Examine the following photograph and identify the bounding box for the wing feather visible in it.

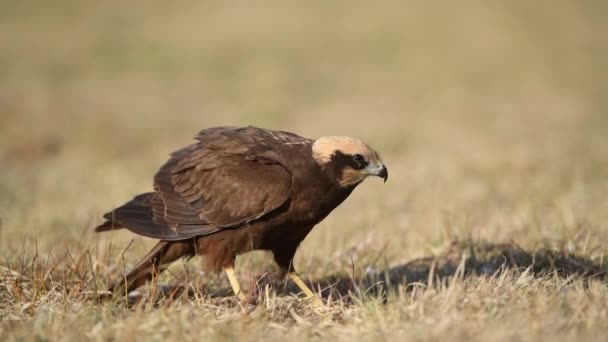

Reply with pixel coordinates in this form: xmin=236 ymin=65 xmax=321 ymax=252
xmin=154 ymin=126 xmax=302 ymax=233
xmin=96 ymin=126 xmax=310 ymax=240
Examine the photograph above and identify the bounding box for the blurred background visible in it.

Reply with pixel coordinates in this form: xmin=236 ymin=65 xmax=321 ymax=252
xmin=1 ymin=1 xmax=607 ymax=269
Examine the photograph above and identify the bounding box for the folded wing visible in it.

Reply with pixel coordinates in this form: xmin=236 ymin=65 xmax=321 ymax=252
xmin=96 ymin=126 xmax=298 ymax=240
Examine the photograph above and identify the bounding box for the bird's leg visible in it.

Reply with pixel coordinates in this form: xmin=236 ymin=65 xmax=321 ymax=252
xmin=288 ymin=272 xmax=324 ymax=307
xmin=105 ymin=240 xmax=195 ymax=302
xmin=274 ymin=250 xmax=325 ymax=307
xmin=224 ymin=266 xmax=246 ymax=301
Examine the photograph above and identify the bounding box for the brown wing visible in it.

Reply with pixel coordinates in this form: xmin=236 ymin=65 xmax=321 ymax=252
xmin=152 ymin=126 xmax=301 ymax=235
xmin=96 ymin=126 xmax=310 ymax=239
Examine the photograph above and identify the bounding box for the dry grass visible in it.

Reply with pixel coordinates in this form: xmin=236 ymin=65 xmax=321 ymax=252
xmin=1 ymin=1 xmax=608 ymax=341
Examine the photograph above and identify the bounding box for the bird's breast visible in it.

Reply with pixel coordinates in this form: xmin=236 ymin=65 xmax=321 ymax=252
xmin=286 ymin=181 xmax=353 ymax=226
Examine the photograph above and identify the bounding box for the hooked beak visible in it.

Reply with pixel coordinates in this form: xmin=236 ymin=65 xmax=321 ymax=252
xmin=368 ymin=164 xmax=388 ymax=183
xmin=378 ymin=165 xmax=388 ymax=183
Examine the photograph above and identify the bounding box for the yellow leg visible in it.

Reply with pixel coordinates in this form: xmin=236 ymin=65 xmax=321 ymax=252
xmin=288 ymin=272 xmax=324 ymax=307
xmin=224 ymin=267 xmax=246 ymax=301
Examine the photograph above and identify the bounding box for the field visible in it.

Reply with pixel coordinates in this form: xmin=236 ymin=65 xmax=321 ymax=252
xmin=1 ymin=1 xmax=608 ymax=340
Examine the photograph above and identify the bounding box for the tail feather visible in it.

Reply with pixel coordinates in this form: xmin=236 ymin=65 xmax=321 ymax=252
xmin=95 ymin=192 xmax=157 ymax=232
xmin=95 ymin=213 xmax=124 ymax=233
xmin=94 ymin=192 xmax=195 ymax=240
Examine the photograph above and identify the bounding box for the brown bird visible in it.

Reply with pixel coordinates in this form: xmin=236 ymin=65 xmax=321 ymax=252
xmin=96 ymin=126 xmax=387 ymax=305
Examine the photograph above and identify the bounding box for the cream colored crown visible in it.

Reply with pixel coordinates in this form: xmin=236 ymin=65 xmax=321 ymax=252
xmin=312 ymin=136 xmax=380 ymax=165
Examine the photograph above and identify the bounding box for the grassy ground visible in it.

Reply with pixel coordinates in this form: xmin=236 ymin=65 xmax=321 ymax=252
xmin=1 ymin=1 xmax=608 ymax=340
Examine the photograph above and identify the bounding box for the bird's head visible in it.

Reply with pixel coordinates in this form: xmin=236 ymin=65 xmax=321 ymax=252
xmin=312 ymin=136 xmax=388 ymax=188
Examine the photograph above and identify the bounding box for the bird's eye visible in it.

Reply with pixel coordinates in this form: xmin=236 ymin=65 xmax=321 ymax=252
xmin=352 ymin=154 xmax=366 ymax=167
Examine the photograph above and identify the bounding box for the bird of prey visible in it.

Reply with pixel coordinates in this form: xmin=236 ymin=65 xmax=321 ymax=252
xmin=96 ymin=126 xmax=387 ymax=305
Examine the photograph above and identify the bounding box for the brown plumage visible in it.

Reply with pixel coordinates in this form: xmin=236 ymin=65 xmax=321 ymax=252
xmin=96 ymin=126 xmax=387 ymax=303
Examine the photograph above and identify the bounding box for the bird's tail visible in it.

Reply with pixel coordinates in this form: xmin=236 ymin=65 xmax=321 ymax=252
xmin=95 ymin=192 xmax=199 ymax=240
xmin=94 ymin=220 xmax=120 ymax=233
xmin=95 ymin=192 xmax=158 ymax=233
